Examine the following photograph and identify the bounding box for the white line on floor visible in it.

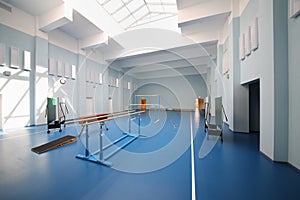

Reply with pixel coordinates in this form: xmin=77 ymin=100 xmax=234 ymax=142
xmin=0 ymin=124 xmax=77 ymax=141
xmin=0 ymin=130 xmax=46 ymax=140
xmin=190 ymin=112 xmax=196 ymax=200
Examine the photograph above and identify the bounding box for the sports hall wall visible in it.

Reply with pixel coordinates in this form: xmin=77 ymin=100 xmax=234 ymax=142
xmin=237 ymin=0 xmax=298 ymax=168
xmin=239 ymin=0 xmax=278 ymax=160
xmin=0 ymin=24 xmax=33 ymax=129
xmin=0 ymin=5 xmax=135 ymax=130
xmin=288 ymin=4 xmax=300 ymax=169
xmin=218 ymin=1 xmax=249 ymax=134
xmin=135 ymin=74 xmax=208 ymax=110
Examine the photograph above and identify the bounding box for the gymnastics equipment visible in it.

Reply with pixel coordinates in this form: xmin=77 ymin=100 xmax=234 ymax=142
xmin=31 ymin=135 xmax=77 ymax=154
xmin=67 ymin=110 xmax=134 ymax=125
xmin=129 ymin=94 xmax=160 ymax=124
xmin=222 ymin=105 xmax=228 ymax=122
xmin=204 ymin=96 xmax=211 ymax=131
xmin=46 ymin=97 xmax=68 ymax=133
xmin=66 ymin=110 xmax=135 ymax=137
xmin=205 ymin=97 xmax=228 ymax=142
xmin=65 ymin=110 xmax=145 ymax=167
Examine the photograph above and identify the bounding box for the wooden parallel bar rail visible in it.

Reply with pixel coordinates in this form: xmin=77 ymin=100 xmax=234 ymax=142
xmin=129 ymin=104 xmax=159 ymax=106
xmin=84 ymin=110 xmax=145 ymax=126
xmin=64 ymin=110 xmax=134 ymax=125
xmin=135 ymin=94 xmax=159 ymax=96
xmin=75 ymin=110 xmax=144 ymax=167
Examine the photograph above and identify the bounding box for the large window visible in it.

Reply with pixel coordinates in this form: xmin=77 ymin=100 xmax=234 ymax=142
xmin=96 ymin=0 xmax=177 ymax=30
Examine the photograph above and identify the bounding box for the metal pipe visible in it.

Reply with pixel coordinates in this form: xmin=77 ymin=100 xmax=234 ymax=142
xmin=85 ymin=124 xmax=89 ymax=157
xmin=99 ymin=123 xmax=104 ymax=160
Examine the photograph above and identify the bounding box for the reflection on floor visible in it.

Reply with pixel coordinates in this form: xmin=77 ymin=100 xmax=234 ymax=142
xmin=0 ymin=111 xmax=299 ymax=200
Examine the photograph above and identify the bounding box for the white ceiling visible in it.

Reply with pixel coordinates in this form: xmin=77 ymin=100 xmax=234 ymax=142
xmin=179 ymin=12 xmax=230 ymax=35
xmin=58 ymin=11 xmax=103 ymax=40
xmin=108 ymin=42 xmax=217 ymax=79
xmin=176 ymin=0 xmax=208 ymax=10
xmin=2 ymin=0 xmax=63 ymax=15
xmin=1 ymin=0 xmax=230 ymax=79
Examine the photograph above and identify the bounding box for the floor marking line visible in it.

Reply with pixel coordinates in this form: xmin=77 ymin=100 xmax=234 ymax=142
xmin=0 ymin=130 xmax=46 ymax=140
xmin=190 ymin=112 xmax=196 ymax=200
xmin=0 ymin=124 xmax=78 ymax=141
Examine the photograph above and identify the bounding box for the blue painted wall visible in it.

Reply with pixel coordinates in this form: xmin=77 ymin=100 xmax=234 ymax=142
xmin=0 ymin=23 xmax=138 ymax=128
xmin=134 ymin=83 xmax=180 ymax=109
xmin=273 ymin=0 xmax=289 ymax=162
xmin=0 ymin=24 xmax=34 ymax=129
xmin=136 ymin=74 xmax=207 ymax=110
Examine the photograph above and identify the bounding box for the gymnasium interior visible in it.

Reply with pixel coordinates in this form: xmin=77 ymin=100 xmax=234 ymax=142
xmin=1 ymin=0 xmax=300 ymax=199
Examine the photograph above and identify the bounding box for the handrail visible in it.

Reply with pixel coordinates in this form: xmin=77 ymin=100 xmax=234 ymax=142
xmin=83 ymin=110 xmax=145 ymax=126
xmin=64 ymin=110 xmax=135 ymax=125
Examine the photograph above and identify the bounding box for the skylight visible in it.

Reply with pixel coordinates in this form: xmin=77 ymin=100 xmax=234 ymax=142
xmin=96 ymin=0 xmax=178 ymax=30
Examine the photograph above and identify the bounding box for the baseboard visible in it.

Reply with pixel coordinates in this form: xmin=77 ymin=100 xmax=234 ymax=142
xmin=288 ymin=163 xmax=300 ymax=174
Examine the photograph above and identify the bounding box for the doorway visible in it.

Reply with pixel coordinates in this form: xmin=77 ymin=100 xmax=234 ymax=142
xmin=249 ymin=80 xmax=260 ymax=133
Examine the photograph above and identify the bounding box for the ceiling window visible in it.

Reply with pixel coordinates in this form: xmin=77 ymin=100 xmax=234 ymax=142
xmin=96 ymin=0 xmax=178 ymax=30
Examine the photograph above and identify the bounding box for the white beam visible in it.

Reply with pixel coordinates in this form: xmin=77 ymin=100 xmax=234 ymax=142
xmin=184 ymin=32 xmax=220 ymax=45
xmin=39 ymin=2 xmax=73 ymax=32
xmin=80 ymin=32 xmax=108 ymax=50
xmin=64 ymin=0 xmax=124 ymax=37
xmin=178 ymin=0 xmax=231 ymax=24
xmin=118 ymin=54 xmax=214 ymax=70
xmin=132 ymin=67 xmax=208 ymax=79
xmin=126 ymin=63 xmax=208 ymax=74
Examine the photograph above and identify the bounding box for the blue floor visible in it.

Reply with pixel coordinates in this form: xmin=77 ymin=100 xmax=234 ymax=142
xmin=0 ymin=111 xmax=300 ymax=200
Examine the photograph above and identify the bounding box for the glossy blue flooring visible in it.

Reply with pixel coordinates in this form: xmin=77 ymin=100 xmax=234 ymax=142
xmin=0 ymin=111 xmax=300 ymax=200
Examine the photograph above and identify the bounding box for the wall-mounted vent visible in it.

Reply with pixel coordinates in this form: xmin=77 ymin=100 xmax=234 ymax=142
xmin=0 ymin=1 xmax=12 ymax=13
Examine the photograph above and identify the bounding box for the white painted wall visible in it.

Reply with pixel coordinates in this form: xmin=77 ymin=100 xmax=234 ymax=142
xmin=0 ymin=2 xmax=35 ymax=36
xmin=0 ymin=3 xmax=50 ymax=126
xmin=239 ymin=0 xmax=250 ymax=16
xmin=35 ymin=37 xmax=49 ymax=125
xmin=240 ymin=0 xmax=275 ymax=158
xmin=219 ymin=1 xmax=249 ymax=133
xmin=48 ymin=29 xmax=79 ymax=54
xmin=0 ymin=69 xmax=31 ymax=129
xmin=232 ymin=16 xmax=249 ymax=133
xmin=239 ymin=0 xmax=290 ymax=162
xmin=47 ymin=41 xmax=79 ymax=119
xmin=0 ymin=23 xmax=35 ymax=129
xmin=136 ymin=75 xmax=207 ymax=110
xmin=288 ymin=7 xmax=300 ymax=169
xmin=219 ymin=16 xmax=233 ymax=129
xmin=0 ymin=0 xmax=139 ymax=130
xmin=0 ymin=94 xmax=2 ymax=129
xmin=239 ymin=0 xmax=260 ymax=83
